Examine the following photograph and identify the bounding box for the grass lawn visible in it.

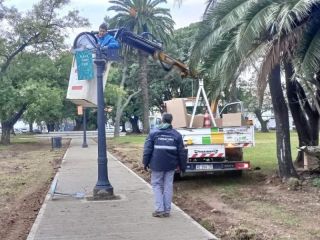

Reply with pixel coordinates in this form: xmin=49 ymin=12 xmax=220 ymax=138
xmin=0 ymin=134 xmax=37 ymax=150
xmin=244 ymin=131 xmax=299 ymax=173
xmin=109 ymin=134 xmax=147 ymax=145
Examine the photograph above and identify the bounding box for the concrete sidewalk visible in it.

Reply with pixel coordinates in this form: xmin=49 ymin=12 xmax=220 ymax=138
xmin=27 ymin=138 xmax=218 ymax=240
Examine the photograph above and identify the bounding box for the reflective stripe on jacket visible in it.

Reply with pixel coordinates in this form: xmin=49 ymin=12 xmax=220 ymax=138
xmin=143 ymin=125 xmax=186 ymax=172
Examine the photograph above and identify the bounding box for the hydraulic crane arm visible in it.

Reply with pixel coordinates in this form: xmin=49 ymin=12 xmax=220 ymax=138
xmin=73 ymin=28 xmax=194 ymax=78
xmin=155 ymin=52 xmax=191 ymax=77
xmin=113 ymin=28 xmax=195 ymax=78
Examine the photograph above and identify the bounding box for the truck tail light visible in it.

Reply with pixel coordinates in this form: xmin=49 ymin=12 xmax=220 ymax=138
xmin=235 ymin=162 xmax=250 ymax=170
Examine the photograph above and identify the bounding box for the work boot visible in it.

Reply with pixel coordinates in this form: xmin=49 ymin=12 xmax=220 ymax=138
xmin=163 ymin=212 xmax=170 ymax=217
xmin=152 ymin=211 xmax=164 ymax=218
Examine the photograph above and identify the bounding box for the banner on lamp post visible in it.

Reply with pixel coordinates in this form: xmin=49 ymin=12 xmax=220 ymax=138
xmin=75 ymin=50 xmax=94 ymax=80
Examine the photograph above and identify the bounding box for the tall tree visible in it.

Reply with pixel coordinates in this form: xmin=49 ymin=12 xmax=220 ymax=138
xmin=190 ymin=0 xmax=320 ymax=179
xmin=284 ymin=60 xmax=319 ymax=165
xmin=20 ymin=52 xmax=75 ymax=132
xmin=269 ymin=64 xmax=297 ymax=177
xmin=0 ymin=0 xmax=89 ymax=144
xmin=108 ymin=0 xmax=174 ymax=133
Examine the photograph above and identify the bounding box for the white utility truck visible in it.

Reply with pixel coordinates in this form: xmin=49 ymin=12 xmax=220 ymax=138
xmin=165 ymin=80 xmax=255 ymax=177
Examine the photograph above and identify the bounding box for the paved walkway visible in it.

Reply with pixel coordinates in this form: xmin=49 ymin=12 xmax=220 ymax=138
xmin=27 ymin=138 xmax=218 ymax=240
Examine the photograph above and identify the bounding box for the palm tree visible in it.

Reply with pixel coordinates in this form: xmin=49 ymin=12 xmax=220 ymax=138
xmin=190 ymin=0 xmax=320 ymax=178
xmin=108 ymin=0 xmax=174 ymax=134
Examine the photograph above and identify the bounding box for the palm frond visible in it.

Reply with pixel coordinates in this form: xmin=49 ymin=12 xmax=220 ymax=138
xmin=108 ymin=6 xmax=131 ymax=14
xmin=149 ymin=0 xmax=167 ymax=9
xmin=204 ymin=0 xmax=218 ymax=14
xmin=235 ymin=1 xmax=281 ymax=54
xmin=255 ymin=27 xmax=303 ymax=106
xmin=191 ymin=0 xmax=263 ymax=71
xmin=204 ymin=0 xmax=252 ymax=30
xmin=108 ymin=0 xmax=174 ymax=44
xmin=278 ymin=0 xmax=319 ymax=33
xmin=189 ymin=22 xmax=227 ymax=69
xmin=296 ymin=25 xmax=320 ymax=79
xmin=109 ymin=0 xmax=133 ymax=10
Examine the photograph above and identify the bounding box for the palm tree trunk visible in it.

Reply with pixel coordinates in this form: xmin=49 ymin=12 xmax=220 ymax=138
xmin=138 ymin=50 xmax=150 ymax=134
xmin=114 ymin=57 xmax=128 ymax=137
xmin=284 ymin=60 xmax=319 ymax=166
xmin=269 ymin=64 xmax=298 ymax=179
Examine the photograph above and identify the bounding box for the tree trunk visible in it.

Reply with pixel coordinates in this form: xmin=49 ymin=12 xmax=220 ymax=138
xmin=115 ymin=88 xmax=141 ymax=136
xmin=138 ymin=51 xmax=150 ymax=134
xmin=29 ymin=122 xmax=33 ymax=132
xmin=254 ymin=108 xmax=269 ymax=132
xmin=229 ymin=80 xmax=238 ymax=102
xmin=121 ymin=121 xmax=126 ymax=132
xmin=1 ymin=121 xmax=12 ymax=145
xmin=0 ymin=105 xmax=27 ymax=145
xmin=11 ymin=126 xmax=16 ymax=136
xmin=47 ymin=123 xmax=55 ymax=132
xmin=73 ymin=117 xmax=82 ymax=131
xmin=129 ymin=115 xmax=141 ymax=134
xmin=269 ymin=64 xmax=298 ymax=179
xmin=114 ymin=57 xmax=128 ymax=137
xmin=284 ymin=61 xmax=319 ymax=167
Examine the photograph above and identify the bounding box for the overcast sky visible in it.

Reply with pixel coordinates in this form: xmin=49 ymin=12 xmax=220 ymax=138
xmin=6 ymin=0 xmax=206 ymax=37
xmin=5 ymin=0 xmax=206 ymax=46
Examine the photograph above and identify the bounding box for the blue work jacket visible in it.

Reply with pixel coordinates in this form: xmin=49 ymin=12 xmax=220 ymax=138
xmin=97 ymin=34 xmax=120 ymax=49
xmin=143 ymin=124 xmax=187 ymax=172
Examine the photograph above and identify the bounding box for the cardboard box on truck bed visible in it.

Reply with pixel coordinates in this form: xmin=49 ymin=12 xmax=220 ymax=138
xmin=222 ymin=113 xmax=246 ymax=127
xmin=214 ymin=118 xmax=223 ymax=128
xmin=165 ymin=98 xmax=205 ymax=128
xmin=164 ymin=98 xmax=188 ymax=128
xmin=187 ymin=114 xmax=204 ymax=128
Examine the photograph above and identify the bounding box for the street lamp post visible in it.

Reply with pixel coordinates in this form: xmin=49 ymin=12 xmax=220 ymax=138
xmin=82 ymin=107 xmax=88 ymax=148
xmin=93 ymin=46 xmax=114 ymax=199
xmin=72 ymin=32 xmax=115 ymax=200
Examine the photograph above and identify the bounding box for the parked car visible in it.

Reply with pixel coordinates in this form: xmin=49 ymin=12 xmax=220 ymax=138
xmin=33 ymin=129 xmax=42 ymax=134
xmin=267 ymin=118 xmax=276 ymax=130
xmin=20 ymin=128 xmax=28 ymax=133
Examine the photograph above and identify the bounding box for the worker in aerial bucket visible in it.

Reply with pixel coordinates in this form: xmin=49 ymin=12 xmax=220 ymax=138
xmin=96 ymin=23 xmax=119 ymax=49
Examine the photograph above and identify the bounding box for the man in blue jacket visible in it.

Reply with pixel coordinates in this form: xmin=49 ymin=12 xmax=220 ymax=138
xmin=97 ymin=23 xmax=119 ymax=48
xmin=143 ymin=113 xmax=187 ymax=218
